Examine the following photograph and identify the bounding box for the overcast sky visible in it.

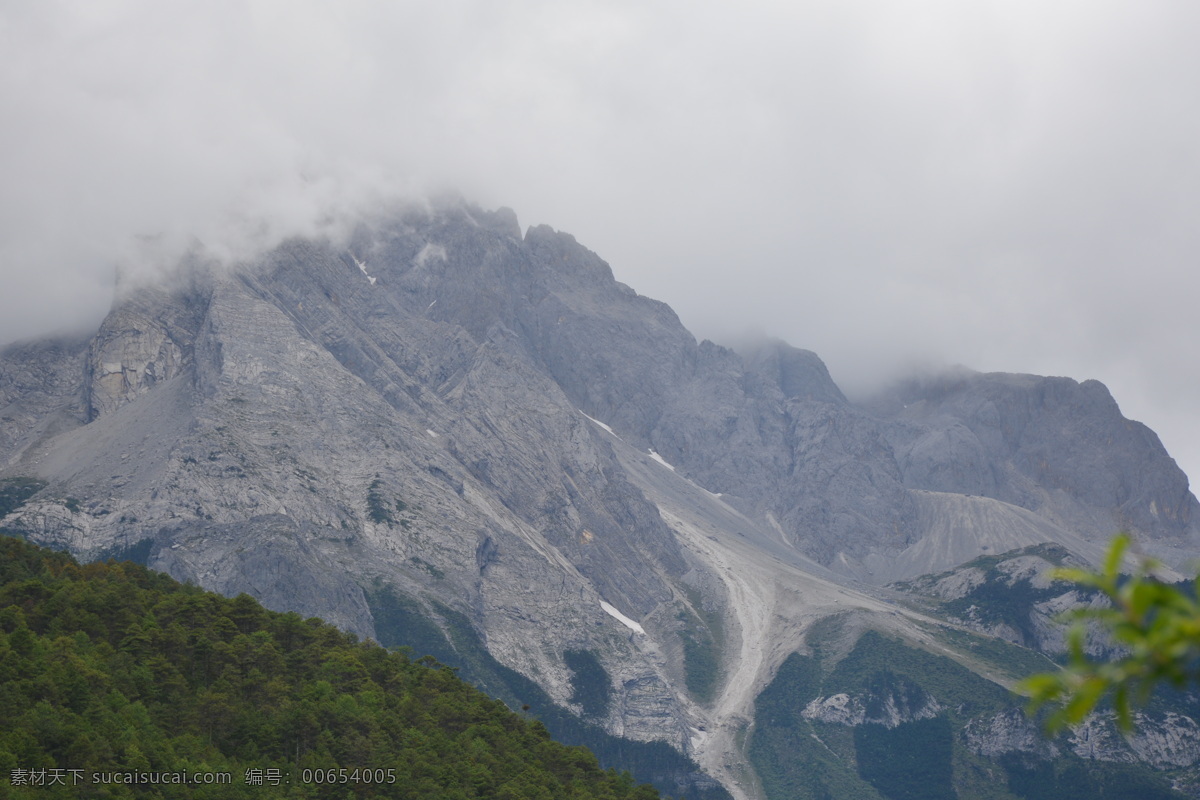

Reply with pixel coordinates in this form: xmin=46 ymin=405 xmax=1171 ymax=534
xmin=2 ymin=1 xmax=1198 ymax=482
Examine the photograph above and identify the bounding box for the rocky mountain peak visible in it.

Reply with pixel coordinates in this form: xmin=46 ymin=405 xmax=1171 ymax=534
xmin=864 ymin=369 xmax=1200 ymax=549
xmin=740 ymin=338 xmax=847 ymax=405
xmin=3 ymin=201 xmax=1199 ymax=800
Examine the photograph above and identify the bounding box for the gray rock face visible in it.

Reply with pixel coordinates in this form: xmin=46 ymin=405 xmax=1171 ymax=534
xmin=964 ymin=709 xmax=1060 ymax=760
xmin=0 ymin=334 xmax=89 ymax=469
xmin=802 ymin=687 xmax=942 ymax=729
xmin=864 ymin=370 xmax=1200 ymax=552
xmin=153 ymin=515 xmax=377 ymax=634
xmin=2 ymin=199 xmax=1198 ymax=799
xmin=1070 ymin=712 xmax=1200 ymax=768
xmin=895 ymin=544 xmax=1125 ymax=657
xmin=0 ymin=204 xmax=706 ymax=754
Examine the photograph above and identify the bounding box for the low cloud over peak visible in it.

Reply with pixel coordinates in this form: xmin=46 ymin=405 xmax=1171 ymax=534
xmin=2 ymin=1 xmax=1198 ymax=480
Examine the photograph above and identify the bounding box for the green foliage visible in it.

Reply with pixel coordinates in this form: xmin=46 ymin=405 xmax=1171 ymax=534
xmin=0 ymin=535 xmax=661 ymax=799
xmin=678 ymin=620 xmax=720 ymax=703
xmin=366 ymin=479 xmax=394 ymax=525
xmin=406 ymin=557 xmax=444 ymax=580
xmin=0 ymin=477 xmax=46 ymax=518
xmin=93 ymin=538 xmax=156 ymax=567
xmin=366 ymin=479 xmax=413 ymax=529
xmin=1019 ymin=533 xmax=1200 ymax=732
xmin=366 ymin=583 xmax=730 ymax=800
xmin=749 ymin=653 xmax=885 ymax=800
xmin=1000 ymin=754 xmax=1178 ymax=800
xmin=748 ymin=628 xmax=1076 ymax=800
xmin=898 ymin=544 xmax=1087 ymax=654
xmin=929 ymin=625 xmax=1059 ymax=684
xmin=854 ymin=717 xmax=955 ymax=800
xmin=677 ymin=587 xmax=725 ymax=705
xmin=943 ymin=570 xmax=1070 ymax=649
xmin=824 ymin=631 xmax=1011 ymax=717
xmin=752 ymin=653 xmax=821 ymax=730
xmin=749 ymin=635 xmax=1001 ymax=800
xmin=564 ymin=650 xmax=612 ymax=720
xmin=364 ymin=581 xmax=457 ymax=665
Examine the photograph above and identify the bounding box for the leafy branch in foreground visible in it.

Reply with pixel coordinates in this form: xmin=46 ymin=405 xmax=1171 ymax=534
xmin=1018 ymin=533 xmax=1200 ymax=733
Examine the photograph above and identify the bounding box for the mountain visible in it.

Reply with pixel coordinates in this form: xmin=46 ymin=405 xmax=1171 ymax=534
xmin=2 ymin=199 xmax=1199 ymax=799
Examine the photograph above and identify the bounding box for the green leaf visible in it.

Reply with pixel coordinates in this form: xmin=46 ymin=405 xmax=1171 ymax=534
xmin=1023 ymin=531 xmax=1200 ymax=737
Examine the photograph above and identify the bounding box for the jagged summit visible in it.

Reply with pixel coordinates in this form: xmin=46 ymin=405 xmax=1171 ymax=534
xmin=2 ymin=201 xmax=1198 ymax=799
xmin=862 ymin=368 xmax=1198 ymax=549
xmin=4 ymin=198 xmax=1196 ymax=608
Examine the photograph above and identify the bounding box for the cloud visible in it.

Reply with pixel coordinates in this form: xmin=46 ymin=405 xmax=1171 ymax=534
xmin=2 ymin=0 xmax=1198 ymax=480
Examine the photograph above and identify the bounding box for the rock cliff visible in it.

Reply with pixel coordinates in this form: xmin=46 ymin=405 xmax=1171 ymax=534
xmin=2 ymin=199 xmax=1198 ymax=799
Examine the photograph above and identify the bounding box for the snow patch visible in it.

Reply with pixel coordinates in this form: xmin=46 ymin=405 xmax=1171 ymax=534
xmin=579 ymin=410 xmax=617 ymax=437
xmin=648 ymin=449 xmax=676 ymax=471
xmin=600 ymin=601 xmax=645 ymax=635
xmin=352 ymin=255 xmax=377 ymax=285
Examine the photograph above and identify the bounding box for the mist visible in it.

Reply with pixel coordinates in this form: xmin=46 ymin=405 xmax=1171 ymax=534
xmin=2 ymin=1 xmax=1197 ymax=480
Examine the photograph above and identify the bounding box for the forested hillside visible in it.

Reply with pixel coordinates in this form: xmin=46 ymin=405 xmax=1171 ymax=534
xmin=0 ymin=535 xmax=660 ymax=799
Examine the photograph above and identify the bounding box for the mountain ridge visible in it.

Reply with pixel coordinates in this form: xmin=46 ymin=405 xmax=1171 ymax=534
xmin=2 ymin=199 xmax=1198 ymax=799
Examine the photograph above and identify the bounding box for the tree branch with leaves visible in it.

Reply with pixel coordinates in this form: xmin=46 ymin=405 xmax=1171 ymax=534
xmin=1019 ymin=533 xmax=1200 ymax=732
